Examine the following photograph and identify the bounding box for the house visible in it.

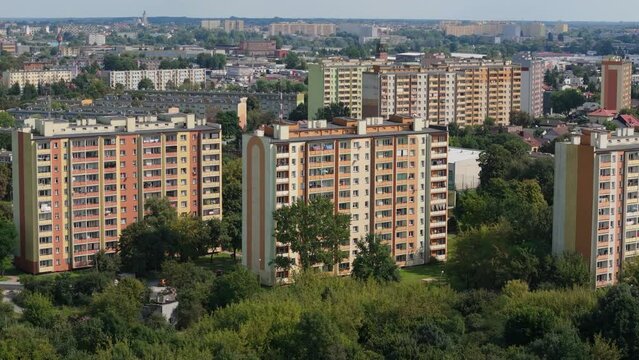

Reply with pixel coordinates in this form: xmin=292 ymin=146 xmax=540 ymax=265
xmin=143 ymin=287 xmax=179 ymax=325
xmin=587 ymin=108 xmax=617 ymax=124
xmin=614 ymin=114 xmax=639 ymax=128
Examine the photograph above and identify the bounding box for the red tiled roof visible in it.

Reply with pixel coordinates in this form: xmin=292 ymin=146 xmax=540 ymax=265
xmin=588 ymin=109 xmax=617 ymax=117
xmin=620 ymin=114 xmax=639 ymax=127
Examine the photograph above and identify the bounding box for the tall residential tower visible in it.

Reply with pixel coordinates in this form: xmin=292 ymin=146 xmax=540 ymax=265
xmin=242 ymin=116 xmax=448 ymax=285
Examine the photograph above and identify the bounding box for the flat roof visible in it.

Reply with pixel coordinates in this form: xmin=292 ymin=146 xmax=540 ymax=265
xmin=448 ymin=147 xmax=481 ymax=163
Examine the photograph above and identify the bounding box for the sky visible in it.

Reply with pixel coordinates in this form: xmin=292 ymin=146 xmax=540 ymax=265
xmin=2 ymin=0 xmax=638 ymax=22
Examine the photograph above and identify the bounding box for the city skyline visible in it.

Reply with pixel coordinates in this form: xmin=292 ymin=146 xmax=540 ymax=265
xmin=2 ymin=0 xmax=639 ymax=22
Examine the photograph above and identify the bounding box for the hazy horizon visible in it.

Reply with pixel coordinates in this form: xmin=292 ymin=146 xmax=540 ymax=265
xmin=3 ymin=0 xmax=638 ymax=23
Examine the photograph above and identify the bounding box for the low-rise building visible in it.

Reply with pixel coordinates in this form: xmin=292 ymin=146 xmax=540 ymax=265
xmin=448 ymin=147 xmax=481 ymax=191
xmin=105 ymin=69 xmax=206 ymax=91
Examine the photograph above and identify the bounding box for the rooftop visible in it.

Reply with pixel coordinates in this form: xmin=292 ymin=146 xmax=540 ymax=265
xmin=448 ymin=147 xmax=481 ymax=163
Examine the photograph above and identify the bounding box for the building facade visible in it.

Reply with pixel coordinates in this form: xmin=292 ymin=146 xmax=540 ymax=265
xmin=362 ymin=60 xmax=521 ymax=127
xmin=242 ymin=115 xmax=448 ymax=285
xmin=13 ymin=113 xmax=222 ymax=274
xmin=269 ymin=22 xmax=336 ymax=37
xmin=513 ymin=53 xmax=544 ymax=118
xmin=238 ymin=40 xmax=276 ymax=57
xmin=201 ymin=19 xmax=244 ymax=32
xmin=1 ymin=70 xmax=73 ymax=89
xmin=553 ymin=128 xmax=639 ymax=288
xmin=308 ymin=59 xmax=387 ymax=121
xmin=601 ymin=57 xmax=632 ymax=112
xmin=106 ymin=69 xmax=206 ymax=91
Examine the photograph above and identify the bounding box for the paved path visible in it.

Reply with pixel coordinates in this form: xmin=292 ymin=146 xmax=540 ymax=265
xmin=2 ymin=290 xmax=23 ymax=314
xmin=0 ymin=276 xmax=22 ymax=291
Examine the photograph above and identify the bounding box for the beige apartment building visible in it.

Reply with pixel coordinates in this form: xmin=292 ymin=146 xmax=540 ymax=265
xmin=308 ymin=58 xmax=388 ymax=121
xmin=13 ymin=113 xmax=222 ymax=274
xmin=242 ymin=115 xmax=448 ymax=285
xmin=362 ymin=60 xmax=521 ymax=127
xmin=601 ymin=57 xmax=632 ymax=112
xmin=105 ymin=69 xmax=206 ymax=91
xmin=201 ymin=19 xmax=244 ymax=32
xmin=554 ymin=128 xmax=639 ymax=288
xmin=269 ymin=22 xmax=336 ymax=37
xmin=2 ymin=70 xmax=74 ymax=89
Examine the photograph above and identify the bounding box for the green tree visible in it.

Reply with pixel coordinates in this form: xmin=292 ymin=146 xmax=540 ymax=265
xmin=315 ymin=102 xmax=351 ymax=121
xmin=170 ymin=213 xmax=211 ymax=262
xmin=273 ymin=197 xmax=350 ymax=271
xmin=478 ymin=144 xmax=512 ymax=187
xmin=22 ymin=292 xmax=59 ymax=328
xmin=21 ymin=83 xmax=38 ymax=102
xmin=215 ymin=111 xmax=241 ymax=139
xmin=352 ymin=234 xmax=400 ymax=282
xmin=288 ymin=102 xmax=308 ymax=121
xmin=207 ymin=266 xmax=261 ymax=310
xmin=550 ymin=89 xmax=586 ymax=114
xmin=504 ymin=305 xmax=557 ymax=346
xmin=0 ymin=219 xmax=16 ymax=276
xmin=541 ymin=252 xmax=591 ymax=289
xmin=7 ymin=82 xmax=20 ymax=96
xmin=0 ymin=112 xmax=15 ymax=128
xmin=137 ymin=78 xmax=154 ymax=90
xmin=585 ymin=284 xmax=639 ymax=358
xmin=509 ymin=110 xmax=534 ymax=127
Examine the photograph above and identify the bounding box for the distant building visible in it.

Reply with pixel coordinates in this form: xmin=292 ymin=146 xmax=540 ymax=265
xmin=269 ymin=22 xmax=336 ymax=37
xmin=601 ymin=57 xmax=632 ymax=112
xmin=239 ymin=40 xmax=276 ymax=57
xmin=0 ymin=149 xmax=12 ymax=164
xmin=105 ymin=69 xmax=206 ymax=91
xmin=0 ymin=40 xmax=17 ymax=54
xmin=513 ymin=53 xmax=544 ymax=118
xmin=307 ymin=58 xmax=387 ymax=120
xmin=12 ymin=114 xmax=222 ymax=274
xmin=553 ymin=23 xmax=569 ymax=34
xmin=87 ymin=34 xmax=106 ymax=46
xmin=201 ymin=19 xmax=244 ymax=32
xmin=521 ymin=22 xmax=547 ymax=38
xmin=448 ymin=147 xmax=481 ymax=191
xmin=1 ymin=70 xmax=73 ymax=89
xmin=362 ymin=60 xmax=522 ymax=127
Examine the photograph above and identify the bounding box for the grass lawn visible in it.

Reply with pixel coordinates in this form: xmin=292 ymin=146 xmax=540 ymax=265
xmin=400 ymin=262 xmax=446 ymax=284
xmin=399 ymin=232 xmax=459 ymax=284
xmin=194 ymin=252 xmax=241 ymax=273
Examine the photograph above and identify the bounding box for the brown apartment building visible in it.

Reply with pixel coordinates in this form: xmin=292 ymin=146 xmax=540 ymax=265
xmin=601 ymin=56 xmax=632 ymax=112
xmin=13 ymin=113 xmax=222 ymax=274
xmin=242 ymin=115 xmax=448 ymax=285
xmin=554 ymin=128 xmax=639 ymax=287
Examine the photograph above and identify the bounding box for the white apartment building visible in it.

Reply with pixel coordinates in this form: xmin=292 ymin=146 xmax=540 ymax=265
xmin=106 ymin=69 xmax=206 ymax=91
xmin=2 ymin=70 xmax=74 ymax=89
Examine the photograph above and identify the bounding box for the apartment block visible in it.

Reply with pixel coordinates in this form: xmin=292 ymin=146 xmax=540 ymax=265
xmin=1 ymin=70 xmax=74 ymax=89
xmin=553 ymin=128 xmax=639 ymax=288
xmin=242 ymin=115 xmax=448 ymax=285
xmin=513 ymin=53 xmax=544 ymax=118
xmin=269 ymin=22 xmax=336 ymax=37
xmin=201 ymin=19 xmax=244 ymax=32
xmin=308 ymin=59 xmax=387 ymax=121
xmin=440 ymin=21 xmax=505 ymax=37
xmin=601 ymin=57 xmax=632 ymax=112
xmin=105 ymin=69 xmax=206 ymax=91
xmin=362 ymin=60 xmax=521 ymax=127
xmin=13 ymin=113 xmax=222 ymax=274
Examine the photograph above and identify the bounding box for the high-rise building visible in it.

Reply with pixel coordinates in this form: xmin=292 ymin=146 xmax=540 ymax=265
xmin=269 ymin=22 xmax=336 ymax=37
xmin=553 ymin=128 xmax=639 ymax=288
xmin=513 ymin=53 xmax=544 ymax=118
xmin=13 ymin=113 xmax=222 ymax=274
xmin=308 ymin=59 xmax=387 ymax=121
xmin=362 ymin=60 xmax=521 ymax=127
xmin=87 ymin=33 xmax=106 ymax=46
xmin=242 ymin=115 xmax=448 ymax=285
xmin=601 ymin=57 xmax=632 ymax=112
xmin=1 ymin=70 xmax=74 ymax=89
xmin=521 ymin=22 xmax=547 ymax=38
xmin=105 ymin=69 xmax=206 ymax=91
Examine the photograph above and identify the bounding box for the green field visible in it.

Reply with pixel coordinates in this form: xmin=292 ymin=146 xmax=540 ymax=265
xmin=194 ymin=252 xmax=240 ymax=273
xmin=399 ymin=233 xmax=458 ymax=284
